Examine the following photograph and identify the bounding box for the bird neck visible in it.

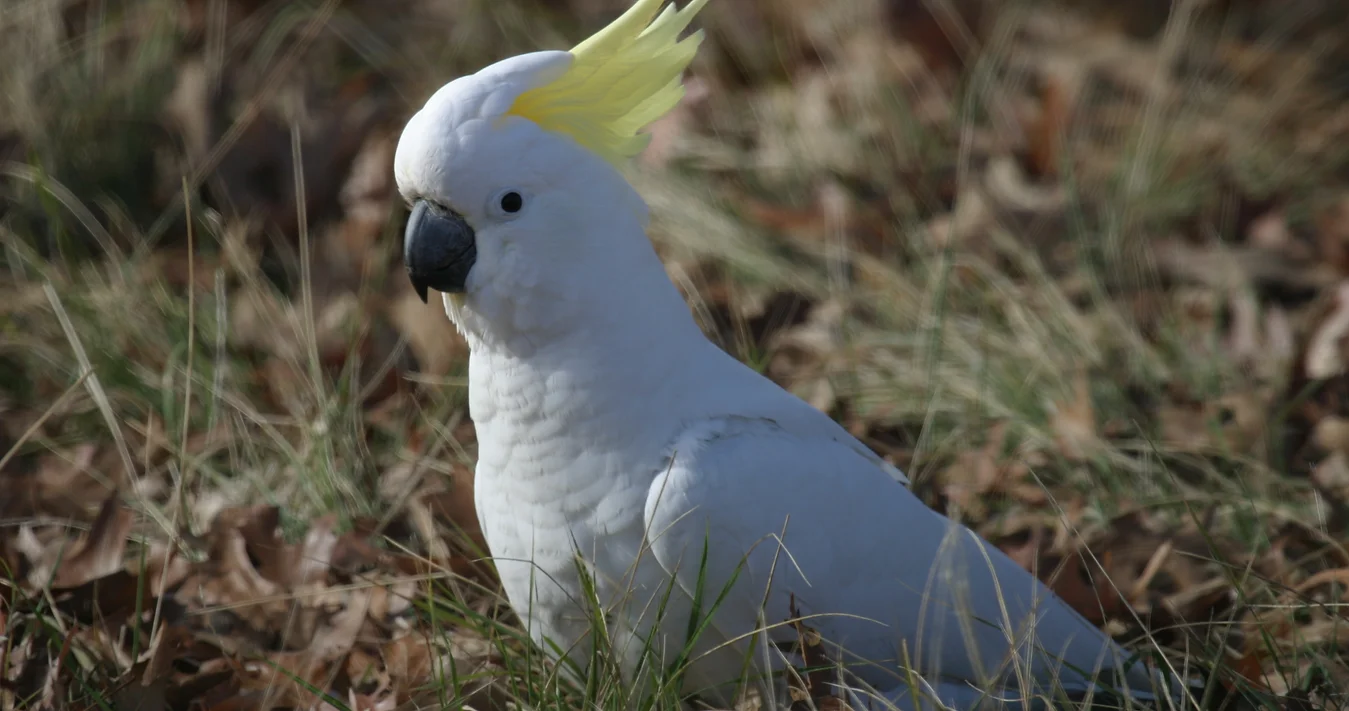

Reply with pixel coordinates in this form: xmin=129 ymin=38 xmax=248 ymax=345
xmin=461 ymin=257 xmax=709 ymax=462
xmin=464 ymin=263 xmax=701 ymax=365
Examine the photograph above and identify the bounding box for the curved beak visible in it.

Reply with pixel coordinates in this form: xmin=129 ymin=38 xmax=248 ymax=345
xmin=404 ymin=199 xmax=477 ymax=303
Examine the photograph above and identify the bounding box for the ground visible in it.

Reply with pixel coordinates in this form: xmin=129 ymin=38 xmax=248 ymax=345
xmin=3 ymin=0 xmax=1349 ymax=709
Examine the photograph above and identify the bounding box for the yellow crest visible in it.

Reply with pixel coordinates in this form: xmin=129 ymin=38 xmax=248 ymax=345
xmin=508 ymin=0 xmax=710 ymax=166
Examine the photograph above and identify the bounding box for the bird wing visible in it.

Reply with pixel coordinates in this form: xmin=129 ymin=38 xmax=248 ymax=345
xmin=641 ymin=414 xmax=1166 ymax=707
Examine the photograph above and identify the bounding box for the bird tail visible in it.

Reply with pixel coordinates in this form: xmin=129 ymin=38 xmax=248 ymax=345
xmin=834 ymin=662 xmax=1208 ymax=711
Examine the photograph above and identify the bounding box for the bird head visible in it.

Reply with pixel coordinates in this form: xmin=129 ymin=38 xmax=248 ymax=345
xmin=394 ymin=0 xmax=710 ymax=345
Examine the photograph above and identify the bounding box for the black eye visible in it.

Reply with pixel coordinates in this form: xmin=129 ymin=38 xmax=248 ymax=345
xmin=500 ymin=191 xmax=523 ymax=213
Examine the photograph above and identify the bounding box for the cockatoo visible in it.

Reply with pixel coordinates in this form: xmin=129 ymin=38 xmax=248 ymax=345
xmin=394 ymin=0 xmax=1193 ymax=708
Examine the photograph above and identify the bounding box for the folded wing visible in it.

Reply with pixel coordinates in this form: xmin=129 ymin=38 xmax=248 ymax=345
xmin=642 ymin=415 xmax=1176 ymax=708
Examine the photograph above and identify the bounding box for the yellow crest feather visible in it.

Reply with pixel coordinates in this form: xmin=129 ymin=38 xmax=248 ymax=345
xmin=508 ymin=0 xmax=710 ymax=166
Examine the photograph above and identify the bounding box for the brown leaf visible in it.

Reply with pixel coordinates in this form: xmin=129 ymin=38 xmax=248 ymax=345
xmin=234 ymin=650 xmax=330 ymax=711
xmin=1224 ymin=290 xmax=1259 ymax=367
xmin=1024 ymin=72 xmax=1072 ymax=180
xmin=1156 ymin=393 xmax=1264 ymax=456
xmin=1248 ymin=206 xmax=1292 ymax=250
xmin=51 ymin=493 xmax=135 ymax=589
xmin=766 ymin=298 xmax=842 ymax=412
xmin=229 ymin=287 xmax=299 ymax=360
xmin=885 ymin=0 xmax=986 ymax=77
xmin=163 ymin=56 xmax=213 ymax=163
xmin=1226 ymin=650 xmax=1272 ymax=691
xmin=208 ymin=505 xmax=280 ymax=564
xmin=316 ymin=691 xmax=397 ymax=711
xmin=9 ymin=445 xmax=107 ymax=522
xmin=385 ymin=286 xmax=464 ymax=377
xmin=125 ymin=415 xmax=232 ymax=474
xmin=255 ymin=514 xmax=338 ymax=590
xmin=1314 ymin=418 xmax=1349 ymax=457
xmin=1048 ymin=558 xmax=1127 ymax=628
xmin=938 ymin=421 xmax=1010 ymax=515
xmin=984 ymin=155 xmax=1066 ymax=214
xmin=1153 ymin=238 xmax=1333 ymax=297
xmin=742 ymin=197 xmax=825 ymax=235
xmin=926 ymin=185 xmax=992 ymax=251
xmin=418 ymin=468 xmax=485 ymax=549
xmin=309 ymin=588 xmax=372 ymax=662
xmin=379 ymin=635 xmax=436 ymax=688
xmin=1304 ymin=282 xmax=1349 ymax=380
xmin=329 ymin=531 xmax=387 ymax=580
xmin=326 ymin=131 xmax=398 ymax=280
xmin=256 ymin=357 xmax=311 ymax=416
xmin=35 ymin=631 xmax=71 ymax=711
xmin=112 ymin=677 xmax=169 ymax=711
xmin=1049 ymin=369 xmax=1099 ymax=461
xmin=994 ymin=520 xmax=1049 ymax=573
xmin=200 ymin=690 xmax=276 ymax=711
xmin=1316 ymin=194 xmax=1349 ymax=275
xmin=179 ymin=506 xmax=353 ymax=650
xmin=366 ymin=578 xmax=417 ymax=623
xmin=176 ymin=527 xmax=289 ymax=642
xmin=141 ymin=624 xmax=198 ymax=686
xmin=142 ymin=247 xmax=223 ymax=291
xmin=344 ymin=646 xmax=389 ymax=696
xmin=217 ymin=526 xmax=283 ymax=602
xmin=129 ymin=541 xmax=193 ymax=597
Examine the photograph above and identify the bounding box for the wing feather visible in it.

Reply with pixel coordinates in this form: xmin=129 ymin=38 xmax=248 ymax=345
xmin=642 ymin=416 xmax=1167 ymax=708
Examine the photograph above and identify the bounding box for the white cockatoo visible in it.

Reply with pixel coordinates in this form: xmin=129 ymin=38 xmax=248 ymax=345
xmin=394 ymin=1 xmax=1193 ymax=708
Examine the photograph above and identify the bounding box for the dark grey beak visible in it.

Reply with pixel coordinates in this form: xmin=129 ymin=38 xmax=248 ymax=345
xmin=404 ymin=199 xmax=477 ymax=303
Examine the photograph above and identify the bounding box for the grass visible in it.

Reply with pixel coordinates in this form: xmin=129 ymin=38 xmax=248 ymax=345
xmin=3 ymin=0 xmax=1349 ymax=709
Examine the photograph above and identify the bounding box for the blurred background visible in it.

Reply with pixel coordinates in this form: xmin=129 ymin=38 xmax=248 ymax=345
xmin=3 ymin=0 xmax=1349 ymax=709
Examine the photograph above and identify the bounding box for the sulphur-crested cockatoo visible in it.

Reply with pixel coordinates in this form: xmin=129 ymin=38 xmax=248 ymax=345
xmin=394 ymin=1 xmax=1191 ymax=708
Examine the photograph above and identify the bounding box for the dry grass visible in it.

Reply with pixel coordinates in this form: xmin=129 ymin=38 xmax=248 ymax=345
xmin=3 ymin=0 xmax=1349 ymax=709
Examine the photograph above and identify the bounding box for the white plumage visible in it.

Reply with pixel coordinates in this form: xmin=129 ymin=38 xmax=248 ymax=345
xmin=393 ymin=5 xmax=1190 ymax=709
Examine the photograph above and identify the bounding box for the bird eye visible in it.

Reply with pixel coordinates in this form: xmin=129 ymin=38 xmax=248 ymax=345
xmin=500 ymin=191 xmax=523 ymax=213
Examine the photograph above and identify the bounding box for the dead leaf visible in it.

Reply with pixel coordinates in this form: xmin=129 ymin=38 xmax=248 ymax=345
xmin=329 ymin=531 xmax=387 ymax=580
xmin=1156 ymin=391 xmax=1265 ymax=456
xmin=1248 ymin=206 xmax=1292 ymax=250
xmin=885 ymin=0 xmax=986 ymax=78
xmin=1313 ymin=417 xmax=1349 ymax=456
xmin=386 ymin=286 xmax=464 ymax=376
xmin=1044 ymin=554 xmax=1127 ymax=627
xmin=235 ymin=650 xmax=330 ymax=711
xmin=419 ymin=472 xmax=484 ymax=549
xmin=309 ymin=587 xmax=371 ymax=661
xmin=984 ymin=154 xmax=1066 ymax=214
xmin=256 ymin=514 xmax=338 ymax=590
xmin=1227 ymin=650 xmax=1272 ymax=691
xmin=931 ymin=185 xmax=992 ymax=250
xmin=162 ymin=56 xmax=213 ymax=163
xmin=1311 ymin=451 xmax=1349 ymax=498
xmin=1316 ymin=194 xmax=1349 ymax=275
xmin=1305 ymin=282 xmax=1349 ymax=379
xmin=1048 ymin=369 xmax=1100 ymax=461
xmin=142 ymin=247 xmax=223 ymax=291
xmin=996 ymin=523 xmax=1047 ymax=572
xmin=1154 ymin=238 xmax=1333 ymax=297
xmin=51 ymin=493 xmax=135 ymax=589
xmin=140 ymin=624 xmax=197 ymax=686
xmin=1024 ymin=71 xmax=1072 ymax=179
xmin=316 ymin=690 xmax=397 ymax=711
xmin=938 ymin=421 xmax=1008 ymax=516
xmin=329 ymin=130 xmax=397 ymax=277
xmin=379 ymin=634 xmax=437 ymax=688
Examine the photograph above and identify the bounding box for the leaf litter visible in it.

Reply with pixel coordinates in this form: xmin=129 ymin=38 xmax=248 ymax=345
xmin=4 ymin=0 xmax=1349 ymax=709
